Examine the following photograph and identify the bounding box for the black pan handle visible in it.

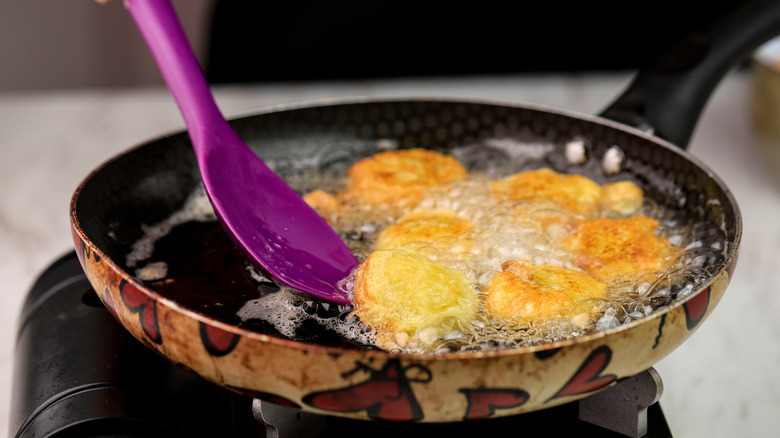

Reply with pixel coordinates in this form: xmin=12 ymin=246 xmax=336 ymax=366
xmin=600 ymin=0 xmax=780 ymax=149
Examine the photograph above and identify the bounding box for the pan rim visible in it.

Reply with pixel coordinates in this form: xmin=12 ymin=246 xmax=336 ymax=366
xmin=69 ymin=94 xmax=742 ymax=362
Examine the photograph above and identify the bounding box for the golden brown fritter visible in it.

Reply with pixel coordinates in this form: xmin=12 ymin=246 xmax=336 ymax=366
xmin=491 ymin=168 xmax=603 ymax=217
xmin=491 ymin=168 xmax=644 ymax=218
xmin=560 ymin=216 xmax=679 ymax=283
xmin=600 ymin=181 xmax=644 ymax=216
xmin=484 ymin=260 xmax=607 ymax=323
xmin=302 ymin=189 xmax=342 ymax=220
xmin=352 ymin=247 xmax=479 ymax=344
xmin=343 ymin=149 xmax=468 ymax=208
xmin=375 ymin=208 xmax=473 ymax=251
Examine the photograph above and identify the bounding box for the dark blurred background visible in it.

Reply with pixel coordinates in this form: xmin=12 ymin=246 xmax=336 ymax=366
xmin=0 ymin=1 xmax=747 ymax=91
xmin=205 ymin=1 xmax=746 ymax=84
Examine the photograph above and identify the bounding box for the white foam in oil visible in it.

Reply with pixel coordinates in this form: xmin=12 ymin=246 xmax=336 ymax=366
xmin=126 ymin=187 xmax=216 ymax=268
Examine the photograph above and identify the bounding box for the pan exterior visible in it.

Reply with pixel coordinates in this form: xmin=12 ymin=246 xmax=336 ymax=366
xmin=70 ymin=216 xmax=734 ymax=422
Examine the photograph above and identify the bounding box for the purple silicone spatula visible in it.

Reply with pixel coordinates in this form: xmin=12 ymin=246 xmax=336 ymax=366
xmin=124 ymin=0 xmax=358 ymax=304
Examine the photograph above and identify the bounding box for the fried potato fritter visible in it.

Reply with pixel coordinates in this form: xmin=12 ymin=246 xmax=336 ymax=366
xmin=344 ymin=149 xmax=468 ymax=208
xmin=375 ymin=208 xmax=473 ymax=251
xmin=302 ymin=189 xmax=342 ymax=220
xmin=352 ymin=247 xmax=478 ymax=343
xmin=600 ymin=181 xmax=644 ymax=216
xmin=485 ymin=260 xmax=607 ymax=323
xmin=490 ymin=168 xmax=644 ymax=218
xmin=491 ymin=168 xmax=603 ymax=217
xmin=560 ymin=216 xmax=679 ymax=283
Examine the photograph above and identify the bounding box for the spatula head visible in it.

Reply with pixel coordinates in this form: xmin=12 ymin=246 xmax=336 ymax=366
xmin=201 ymin=130 xmax=358 ymax=305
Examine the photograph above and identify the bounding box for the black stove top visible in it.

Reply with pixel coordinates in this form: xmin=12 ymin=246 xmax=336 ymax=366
xmin=9 ymin=251 xmax=673 ymax=437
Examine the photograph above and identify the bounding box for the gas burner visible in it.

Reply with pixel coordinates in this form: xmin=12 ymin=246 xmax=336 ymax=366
xmin=9 ymin=251 xmax=673 ymax=437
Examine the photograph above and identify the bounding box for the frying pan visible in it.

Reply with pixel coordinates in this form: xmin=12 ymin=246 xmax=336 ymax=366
xmin=70 ymin=1 xmax=774 ymax=422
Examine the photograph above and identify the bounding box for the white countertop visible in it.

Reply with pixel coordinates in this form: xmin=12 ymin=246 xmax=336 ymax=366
xmin=2 ymin=71 xmax=778 ymax=437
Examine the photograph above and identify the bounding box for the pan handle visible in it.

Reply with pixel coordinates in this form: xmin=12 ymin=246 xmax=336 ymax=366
xmin=599 ymin=0 xmax=780 ymax=149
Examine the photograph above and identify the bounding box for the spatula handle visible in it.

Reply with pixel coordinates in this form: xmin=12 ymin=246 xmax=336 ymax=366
xmin=125 ymin=0 xmax=225 ymax=152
